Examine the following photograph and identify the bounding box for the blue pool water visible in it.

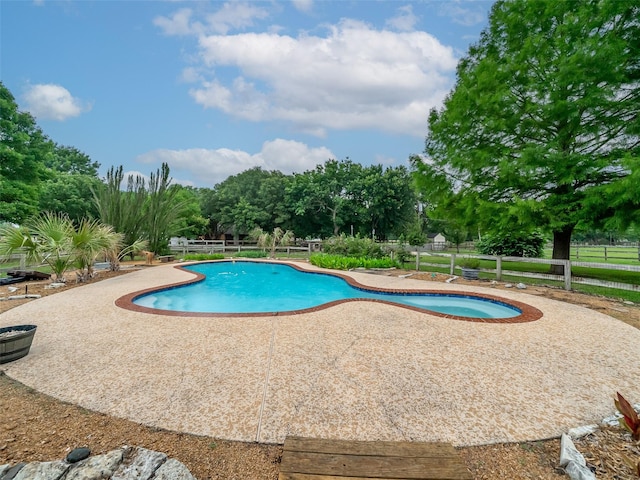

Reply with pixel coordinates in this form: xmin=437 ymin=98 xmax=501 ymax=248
xmin=133 ymin=262 xmax=521 ymax=318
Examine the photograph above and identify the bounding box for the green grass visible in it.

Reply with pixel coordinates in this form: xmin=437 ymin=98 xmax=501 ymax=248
xmin=543 ymin=247 xmax=640 ymax=265
xmin=401 ymin=254 xmax=640 ymax=303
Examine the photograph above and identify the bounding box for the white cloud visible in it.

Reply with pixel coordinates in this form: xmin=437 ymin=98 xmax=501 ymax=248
xmin=23 ymin=84 xmax=90 ymax=121
xmin=136 ymin=139 xmax=334 ymax=186
xmin=439 ymin=2 xmax=486 ymax=27
xmin=154 ymin=2 xmax=269 ymax=36
xmin=291 ymin=0 xmax=313 ymax=13
xmin=186 ymin=19 xmax=456 ymax=137
xmin=153 ymin=8 xmax=196 ymax=36
xmin=385 ymin=5 xmax=419 ymax=32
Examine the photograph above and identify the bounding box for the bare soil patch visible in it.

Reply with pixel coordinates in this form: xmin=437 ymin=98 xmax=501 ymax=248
xmin=1 ymin=265 xmax=638 ymax=479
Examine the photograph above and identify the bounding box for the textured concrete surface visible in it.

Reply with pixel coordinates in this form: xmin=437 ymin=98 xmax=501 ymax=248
xmin=1 ymin=261 xmax=639 ymax=446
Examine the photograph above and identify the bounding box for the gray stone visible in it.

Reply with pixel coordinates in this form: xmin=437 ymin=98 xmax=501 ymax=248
xmin=66 ymin=447 xmax=91 ymax=463
xmin=111 ymin=447 xmax=167 ymax=480
xmin=559 ymin=433 xmax=595 ymax=480
xmin=13 ymin=460 xmax=68 ymax=480
xmin=516 ymin=283 xmax=527 ymax=289
xmin=568 ymin=424 xmax=598 ymax=439
xmin=0 ymin=464 xmax=10 ymax=477
xmin=2 ymin=463 xmax=25 ymax=480
xmin=564 ymin=460 xmax=596 ymax=480
xmin=153 ymin=459 xmax=196 ymax=480
xmin=504 ymin=283 xmax=513 ymax=288
xmin=64 ymin=449 xmax=124 ymax=480
xmin=623 ymin=300 xmax=634 ymax=305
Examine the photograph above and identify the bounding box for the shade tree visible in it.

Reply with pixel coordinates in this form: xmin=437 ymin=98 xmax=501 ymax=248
xmin=412 ymin=0 xmax=640 ymax=272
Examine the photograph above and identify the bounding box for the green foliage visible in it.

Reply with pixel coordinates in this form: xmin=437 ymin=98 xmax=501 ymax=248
xmin=201 ymin=167 xmax=289 ymax=239
xmin=0 ymin=82 xmax=52 ymax=223
xmin=0 ymin=212 xmax=121 ymax=281
xmin=322 ymin=234 xmax=384 ymax=258
xmin=309 ymin=253 xmax=398 ymax=270
xmin=477 ymin=231 xmax=545 ymax=257
xmin=412 ymin=0 xmax=640 ymax=262
xmin=249 ymin=226 xmax=295 ymax=258
xmin=287 ymin=160 xmax=417 ymax=240
xmin=183 ymin=253 xmax=225 ymax=261
xmin=457 ymin=256 xmax=480 ymax=269
xmin=235 ymin=250 xmax=268 ymax=258
xmin=93 ymin=163 xmax=188 ymax=256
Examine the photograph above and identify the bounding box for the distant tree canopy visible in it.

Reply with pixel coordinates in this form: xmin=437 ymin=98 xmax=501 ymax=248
xmin=0 ymin=82 xmax=51 ymax=223
xmin=200 ymin=160 xmax=418 ymax=241
xmin=412 ymin=0 xmax=640 ymax=271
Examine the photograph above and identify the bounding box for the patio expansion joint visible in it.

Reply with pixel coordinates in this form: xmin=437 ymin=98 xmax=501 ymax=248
xmin=255 ymin=317 xmax=277 ymax=442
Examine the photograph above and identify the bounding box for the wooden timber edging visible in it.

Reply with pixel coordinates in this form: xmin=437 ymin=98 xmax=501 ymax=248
xmin=279 ymin=436 xmax=473 ymax=480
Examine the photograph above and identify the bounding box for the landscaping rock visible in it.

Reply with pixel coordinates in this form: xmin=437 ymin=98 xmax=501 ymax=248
xmin=559 ymin=433 xmax=595 ymax=480
xmin=112 ymin=447 xmax=166 ymax=480
xmin=154 ymin=459 xmax=196 ymax=480
xmin=504 ymin=283 xmax=513 ymax=288
xmin=1 ymin=463 xmax=25 ymax=480
xmin=13 ymin=460 xmax=68 ymax=480
xmin=66 ymin=447 xmax=91 ymax=463
xmin=64 ymin=449 xmax=123 ymax=480
xmin=516 ymin=283 xmax=527 ymax=289
xmin=0 ymin=447 xmax=196 ymax=480
xmin=568 ymin=424 xmax=598 ymax=439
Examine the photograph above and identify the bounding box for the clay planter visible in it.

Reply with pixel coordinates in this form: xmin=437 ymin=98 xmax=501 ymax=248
xmin=0 ymin=325 xmax=37 ymax=364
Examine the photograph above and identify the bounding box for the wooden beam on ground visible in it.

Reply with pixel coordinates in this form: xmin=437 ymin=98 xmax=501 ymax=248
xmin=279 ymin=436 xmax=473 ymax=480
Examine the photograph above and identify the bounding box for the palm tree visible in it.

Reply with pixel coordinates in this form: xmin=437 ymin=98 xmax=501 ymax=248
xmin=0 ymin=213 xmax=137 ymax=282
xmin=0 ymin=213 xmax=74 ymax=281
xmin=250 ymin=227 xmax=295 ymax=258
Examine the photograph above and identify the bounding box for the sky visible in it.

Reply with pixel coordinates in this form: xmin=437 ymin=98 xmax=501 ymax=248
xmin=1 ymin=0 xmax=493 ymax=188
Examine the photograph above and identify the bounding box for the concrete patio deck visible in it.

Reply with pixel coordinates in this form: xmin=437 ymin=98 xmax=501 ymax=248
xmin=1 ymin=261 xmax=639 ymax=446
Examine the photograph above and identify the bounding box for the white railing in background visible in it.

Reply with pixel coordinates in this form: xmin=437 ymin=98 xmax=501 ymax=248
xmin=414 ymin=252 xmax=640 ymax=292
xmin=0 ymin=254 xmax=27 ymax=275
xmin=169 ymin=240 xmax=312 ymax=256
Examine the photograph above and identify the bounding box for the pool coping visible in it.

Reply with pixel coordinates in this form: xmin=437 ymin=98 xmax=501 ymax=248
xmin=115 ymin=260 xmax=543 ymax=323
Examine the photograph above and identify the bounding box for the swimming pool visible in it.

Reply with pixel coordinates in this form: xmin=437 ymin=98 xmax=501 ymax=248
xmin=130 ymin=261 xmax=523 ymax=319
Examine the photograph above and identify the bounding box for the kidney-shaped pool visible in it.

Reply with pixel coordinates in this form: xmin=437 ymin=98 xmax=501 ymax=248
xmin=121 ymin=261 xmax=542 ymax=321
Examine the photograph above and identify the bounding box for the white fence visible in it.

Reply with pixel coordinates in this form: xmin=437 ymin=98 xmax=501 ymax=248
xmin=169 ymin=240 xmax=312 ymax=256
xmin=0 ymin=254 xmax=26 ymax=275
xmin=415 ymin=252 xmax=640 ymax=292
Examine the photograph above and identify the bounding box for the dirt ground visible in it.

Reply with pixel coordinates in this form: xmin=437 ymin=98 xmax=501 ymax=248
xmin=1 ymin=265 xmax=639 ymax=479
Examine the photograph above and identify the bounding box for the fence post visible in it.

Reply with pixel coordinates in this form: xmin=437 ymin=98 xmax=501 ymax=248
xmin=604 ymin=246 xmax=607 ymax=261
xmin=496 ymin=256 xmax=502 ymax=281
xmin=20 ymin=254 xmax=26 ymax=270
xmin=575 ymin=246 xmax=579 ymax=259
xmin=415 ymin=251 xmax=420 ymax=271
xmin=563 ymin=260 xmax=572 ymax=290
xmin=450 ymin=254 xmax=456 ymax=275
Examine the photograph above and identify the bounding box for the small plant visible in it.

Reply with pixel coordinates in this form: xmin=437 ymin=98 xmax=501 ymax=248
xmin=183 ymin=253 xmax=225 ymax=261
xmin=310 ymin=253 xmax=398 ymax=270
xmin=615 ymin=392 xmax=640 ymax=440
xmin=458 ymin=256 xmax=480 ymax=269
xmin=235 ymin=251 xmax=268 ymax=258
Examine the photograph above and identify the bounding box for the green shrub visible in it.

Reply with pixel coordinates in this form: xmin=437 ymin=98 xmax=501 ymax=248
xmin=457 ymin=256 xmax=481 ymax=269
xmin=183 ymin=253 xmax=225 ymax=261
xmin=235 ymin=250 xmax=268 ymax=258
xmin=322 ymin=234 xmax=384 ymax=258
xmin=310 ymin=253 xmax=398 ymax=270
xmin=476 ymin=231 xmax=545 ymax=257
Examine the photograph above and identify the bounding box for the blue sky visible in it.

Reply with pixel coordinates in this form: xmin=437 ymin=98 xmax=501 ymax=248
xmin=1 ymin=0 xmax=492 ymax=187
